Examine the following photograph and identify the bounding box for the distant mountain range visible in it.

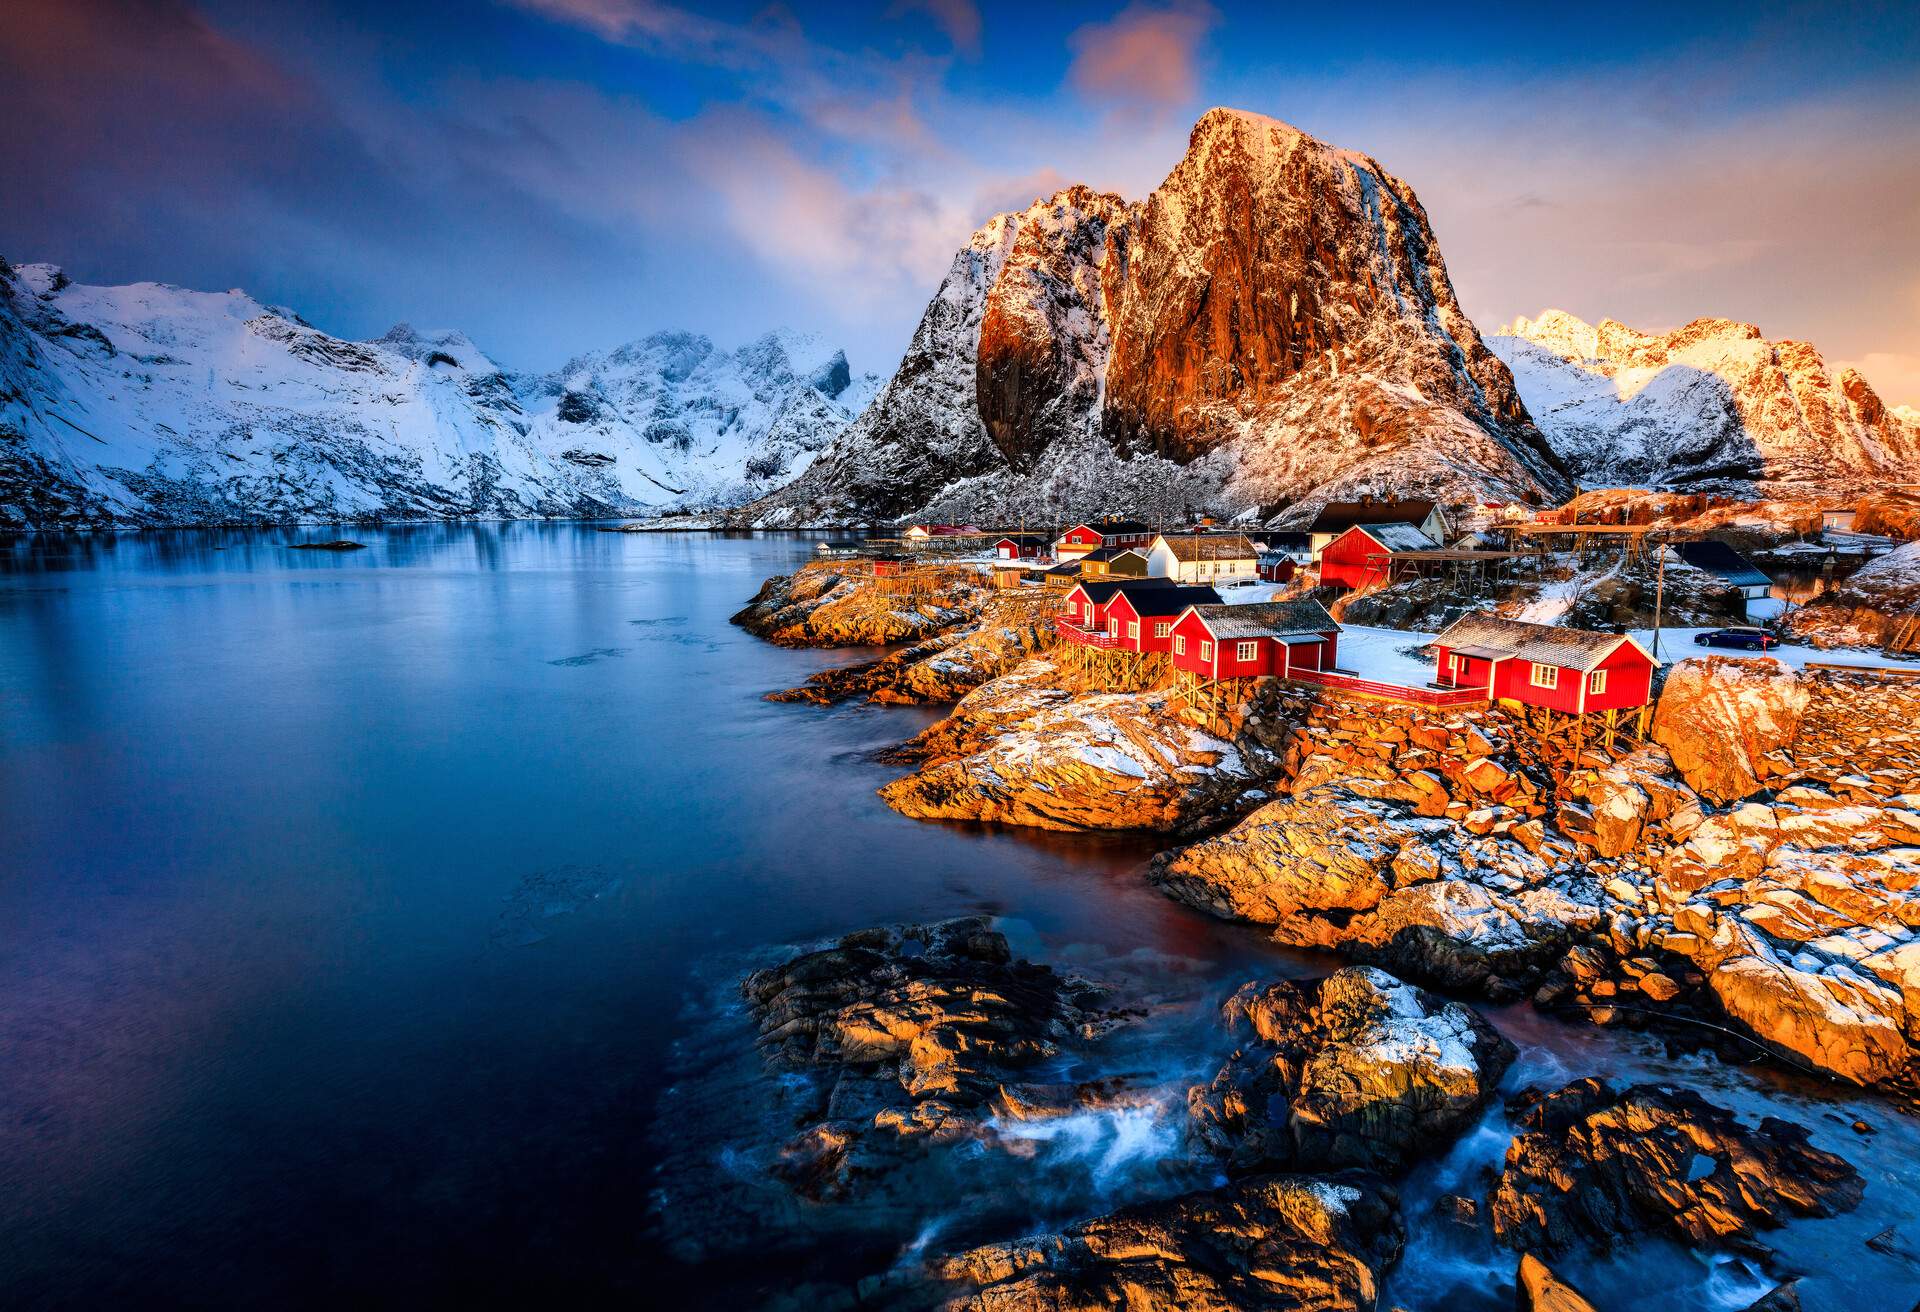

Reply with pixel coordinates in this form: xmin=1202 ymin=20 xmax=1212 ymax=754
xmin=0 ymin=259 xmax=877 ymax=528
xmin=5 ymin=106 xmax=1915 ymax=530
xmin=1488 ymin=310 xmax=1920 ymax=493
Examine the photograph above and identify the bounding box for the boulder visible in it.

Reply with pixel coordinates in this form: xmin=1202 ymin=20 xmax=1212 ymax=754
xmin=1190 ymin=967 xmax=1514 ymax=1175
xmin=741 ymin=917 xmax=1129 ymax=1197
xmin=927 ymin=1173 xmax=1404 ymax=1312
xmin=1651 ymin=657 xmax=1809 ymax=803
xmin=1489 ymin=1079 xmax=1863 ymax=1255
xmin=1515 ymin=1254 xmax=1597 ymax=1312
xmin=732 ymin=561 xmax=993 ymax=647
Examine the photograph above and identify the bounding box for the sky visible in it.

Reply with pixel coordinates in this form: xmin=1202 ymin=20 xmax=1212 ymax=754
xmin=4 ymin=0 xmax=1918 ymax=406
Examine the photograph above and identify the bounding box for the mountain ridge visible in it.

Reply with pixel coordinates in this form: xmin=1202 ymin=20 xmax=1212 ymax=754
xmin=0 ymin=258 xmax=877 ymax=529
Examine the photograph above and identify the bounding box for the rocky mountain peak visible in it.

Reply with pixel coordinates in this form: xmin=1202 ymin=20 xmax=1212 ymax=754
xmin=1491 ymin=309 xmax=1920 ymax=492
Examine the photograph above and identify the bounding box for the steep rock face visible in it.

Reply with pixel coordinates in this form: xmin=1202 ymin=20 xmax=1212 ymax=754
xmin=746 ymin=109 xmax=1573 ymax=527
xmin=0 ymin=260 xmax=871 ymax=528
xmin=1102 ymin=110 xmax=1567 ymax=510
xmin=975 ymin=185 xmax=1130 ymax=470
xmin=1492 ymin=309 xmax=1920 ymax=493
xmin=1650 ymin=656 xmax=1810 ymax=803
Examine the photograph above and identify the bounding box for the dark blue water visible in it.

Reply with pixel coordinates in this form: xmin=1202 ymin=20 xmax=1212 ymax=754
xmin=2 ymin=525 xmax=1916 ymax=1310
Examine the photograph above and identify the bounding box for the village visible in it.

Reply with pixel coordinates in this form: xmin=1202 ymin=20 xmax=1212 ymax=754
xmin=809 ymin=496 xmax=1916 ymax=750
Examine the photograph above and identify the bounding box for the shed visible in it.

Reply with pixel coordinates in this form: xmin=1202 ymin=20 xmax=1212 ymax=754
xmin=994 ymin=532 xmax=1049 ymax=560
xmin=871 ymin=554 xmax=914 ymax=578
xmin=1431 ymin=614 xmax=1655 ymax=713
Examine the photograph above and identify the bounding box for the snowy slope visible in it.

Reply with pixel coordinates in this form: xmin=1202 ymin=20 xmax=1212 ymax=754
xmin=1489 ymin=309 xmax=1920 ymax=493
xmin=0 ymin=259 xmax=875 ymax=528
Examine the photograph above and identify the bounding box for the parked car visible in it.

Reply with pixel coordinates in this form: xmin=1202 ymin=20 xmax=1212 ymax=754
xmin=1693 ymin=626 xmax=1777 ymax=651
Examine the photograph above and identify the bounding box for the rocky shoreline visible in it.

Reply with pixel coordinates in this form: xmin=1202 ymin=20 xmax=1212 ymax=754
xmin=714 ymin=561 xmax=1919 ymax=1307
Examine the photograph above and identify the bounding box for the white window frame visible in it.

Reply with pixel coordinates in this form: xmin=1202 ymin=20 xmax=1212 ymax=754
xmin=1174 ymin=635 xmax=1187 ymax=655
xmin=1200 ymin=640 xmax=1214 ymax=661
xmin=1153 ymin=621 xmax=1170 ymax=639
xmin=1529 ymin=662 xmax=1559 ymax=689
xmin=1236 ymin=640 xmax=1259 ymax=662
xmin=1588 ymin=668 xmax=1608 ymax=695
xmin=1127 ymin=621 xmax=1139 ymax=640
xmin=1451 ymin=653 xmax=1466 ymax=673
xmin=1108 ymin=618 xmax=1120 ymax=637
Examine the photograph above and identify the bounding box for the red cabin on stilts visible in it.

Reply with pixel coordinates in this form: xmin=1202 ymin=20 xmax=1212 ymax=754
xmin=1167 ymin=600 xmax=1342 ymax=681
xmin=1318 ymin=522 xmax=1439 ymax=591
xmin=1430 ymin=614 xmax=1656 ymax=712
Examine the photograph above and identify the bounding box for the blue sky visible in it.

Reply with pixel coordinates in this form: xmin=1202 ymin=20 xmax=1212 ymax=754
xmin=5 ymin=0 xmax=1918 ymax=404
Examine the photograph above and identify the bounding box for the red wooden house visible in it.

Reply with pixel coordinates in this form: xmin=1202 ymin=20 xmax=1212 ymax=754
xmin=1431 ymin=614 xmax=1656 ymax=713
xmin=870 ymin=554 xmax=914 ymax=577
xmin=1168 ymin=600 xmax=1342 ymax=681
xmin=1057 ymin=577 xmax=1175 ymax=642
xmin=1099 ymin=584 xmax=1223 ymax=652
xmin=1055 ymin=518 xmax=1155 ymax=558
xmin=994 ymin=533 xmax=1049 ymax=560
xmin=1318 ymin=522 xmax=1439 ymax=590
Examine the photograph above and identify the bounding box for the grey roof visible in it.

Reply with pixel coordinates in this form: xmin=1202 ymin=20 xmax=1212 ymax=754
xmin=1432 ymin=613 xmax=1645 ymax=673
xmin=1044 ymin=560 xmax=1084 ymax=576
xmin=1186 ymin=599 xmax=1341 ymax=640
xmin=1342 ymin=522 xmax=1439 ymax=552
xmin=1154 ymin=533 xmax=1260 ymax=562
xmin=1675 ymin=540 xmax=1772 ymax=588
xmin=1309 ymin=500 xmax=1438 ymax=534
xmin=1080 ymin=545 xmax=1149 ymax=563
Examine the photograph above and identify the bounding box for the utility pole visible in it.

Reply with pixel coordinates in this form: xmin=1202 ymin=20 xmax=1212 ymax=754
xmin=1650 ymin=534 xmax=1667 ymax=660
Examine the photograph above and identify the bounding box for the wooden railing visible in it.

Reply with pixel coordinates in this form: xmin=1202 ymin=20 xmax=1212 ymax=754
xmin=1054 ymin=616 xmax=1123 ymax=649
xmin=1286 ymin=667 xmax=1491 ymax=706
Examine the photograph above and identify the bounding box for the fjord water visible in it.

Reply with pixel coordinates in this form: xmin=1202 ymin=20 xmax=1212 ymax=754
xmin=1 ymin=526 xmax=1915 ymax=1309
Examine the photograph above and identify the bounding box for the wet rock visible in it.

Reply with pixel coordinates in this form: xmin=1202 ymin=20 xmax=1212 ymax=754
xmin=1651 ymin=657 xmax=1809 ymax=804
xmin=1488 ymin=1078 xmax=1863 ymax=1255
xmin=741 ymin=917 xmax=1130 ymax=1197
xmin=288 ymin=539 xmax=365 ymax=550
xmin=1515 ymin=1254 xmax=1597 ymax=1312
xmin=1189 ymin=967 xmax=1514 ymax=1175
xmin=1742 ymin=1280 xmax=1802 ymax=1312
xmin=927 ymin=1173 xmax=1404 ymax=1312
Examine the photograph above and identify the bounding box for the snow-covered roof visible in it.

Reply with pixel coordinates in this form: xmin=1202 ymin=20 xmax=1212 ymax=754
xmin=1432 ymin=614 xmax=1648 ymax=673
xmin=1186 ymin=599 xmax=1340 ymax=639
xmin=1154 ymin=533 xmax=1259 ymax=562
xmin=1341 ymin=522 xmax=1439 ymax=553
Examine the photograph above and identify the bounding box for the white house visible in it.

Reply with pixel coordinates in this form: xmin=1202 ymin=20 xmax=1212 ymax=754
xmin=1146 ymin=533 xmax=1261 ymax=584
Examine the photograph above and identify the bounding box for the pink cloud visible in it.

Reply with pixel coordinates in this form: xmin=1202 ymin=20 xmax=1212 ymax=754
xmin=1066 ymin=1 xmax=1218 ymax=112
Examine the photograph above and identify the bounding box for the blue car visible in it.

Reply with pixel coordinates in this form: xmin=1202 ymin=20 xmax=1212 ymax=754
xmin=1694 ymin=626 xmax=1776 ymax=651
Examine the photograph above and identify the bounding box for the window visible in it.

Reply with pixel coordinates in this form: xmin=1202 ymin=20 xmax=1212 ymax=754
xmin=1588 ymin=669 xmax=1608 ymax=695
xmin=1174 ymin=636 xmax=1186 ymax=655
xmin=1529 ymin=663 xmax=1559 ymax=689
xmin=1236 ymin=641 xmax=1259 ymax=662
xmin=1200 ymin=640 xmax=1214 ymax=661
xmin=1153 ymin=621 xmax=1170 ymax=639
xmin=1128 ymin=622 xmax=1139 ymax=640
xmin=1451 ymin=653 xmax=1465 ymax=673
xmin=1108 ymin=619 xmax=1120 ymax=637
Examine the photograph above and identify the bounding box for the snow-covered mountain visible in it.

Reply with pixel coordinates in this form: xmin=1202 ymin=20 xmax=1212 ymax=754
xmin=749 ymin=108 xmax=1573 ymax=529
xmin=0 ymin=258 xmax=876 ymax=528
xmin=1489 ymin=310 xmax=1920 ymax=493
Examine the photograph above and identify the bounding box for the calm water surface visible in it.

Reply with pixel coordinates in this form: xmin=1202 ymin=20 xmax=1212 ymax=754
xmin=1 ymin=525 xmax=1915 ymax=1309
